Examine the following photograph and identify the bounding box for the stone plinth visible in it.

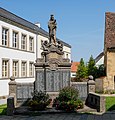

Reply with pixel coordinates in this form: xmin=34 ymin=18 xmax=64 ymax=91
xmin=9 ymin=76 xmax=17 ymax=106
xmin=7 ymin=96 xmax=15 ymax=116
xmin=34 ymin=44 xmax=71 ymax=93
xmin=87 ymin=75 xmax=95 ymax=93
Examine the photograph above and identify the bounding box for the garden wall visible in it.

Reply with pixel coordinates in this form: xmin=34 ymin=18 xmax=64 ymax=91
xmin=71 ymin=82 xmax=88 ymax=101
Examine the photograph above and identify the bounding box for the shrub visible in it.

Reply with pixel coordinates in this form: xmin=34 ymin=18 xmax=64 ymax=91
xmin=74 ymin=99 xmax=84 ymax=109
xmin=58 ymin=86 xmax=79 ymax=102
xmin=53 ymin=86 xmax=83 ymax=111
xmin=28 ymin=90 xmax=51 ymax=111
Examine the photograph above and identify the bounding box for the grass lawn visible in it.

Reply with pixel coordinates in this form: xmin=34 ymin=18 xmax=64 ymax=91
xmin=0 ymin=104 xmax=7 ymax=115
xmin=106 ymin=97 xmax=115 ymax=111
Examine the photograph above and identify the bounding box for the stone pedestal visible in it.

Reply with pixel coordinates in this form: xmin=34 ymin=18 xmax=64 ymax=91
xmin=7 ymin=96 xmax=14 ymax=116
xmin=9 ymin=76 xmax=17 ymax=106
xmin=87 ymin=75 xmax=95 ymax=93
xmin=34 ymin=44 xmax=71 ymax=93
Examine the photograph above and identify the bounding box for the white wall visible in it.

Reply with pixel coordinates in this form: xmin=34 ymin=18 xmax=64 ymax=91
xmin=0 ymin=21 xmax=36 ymax=97
xmin=37 ymin=35 xmax=49 ymax=58
xmin=71 ymin=72 xmax=76 ymax=78
xmin=63 ymin=45 xmax=71 ymax=61
xmin=95 ymin=56 xmax=104 ymax=67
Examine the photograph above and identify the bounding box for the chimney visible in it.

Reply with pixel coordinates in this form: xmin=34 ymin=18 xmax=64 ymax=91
xmin=35 ymin=22 xmax=40 ymax=28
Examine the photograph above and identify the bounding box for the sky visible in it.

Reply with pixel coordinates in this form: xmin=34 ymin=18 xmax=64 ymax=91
xmin=1 ymin=0 xmax=115 ymax=62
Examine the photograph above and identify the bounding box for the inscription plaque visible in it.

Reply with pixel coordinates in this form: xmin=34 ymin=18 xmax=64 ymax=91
xmin=35 ymin=70 xmax=44 ymax=91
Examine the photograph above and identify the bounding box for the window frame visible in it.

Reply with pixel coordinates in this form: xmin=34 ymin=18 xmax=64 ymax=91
xmin=12 ymin=60 xmax=19 ymax=77
xmin=29 ymin=36 xmax=34 ymax=52
xmin=21 ymin=34 xmax=27 ymax=50
xmin=29 ymin=62 xmax=34 ymax=77
xmin=2 ymin=59 xmax=9 ymax=78
xmin=21 ymin=61 xmax=27 ymax=77
xmin=2 ymin=27 xmax=9 ymax=47
xmin=12 ymin=31 xmax=19 ymax=48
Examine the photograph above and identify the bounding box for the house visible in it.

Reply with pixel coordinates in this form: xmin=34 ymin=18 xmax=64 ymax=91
xmin=71 ymin=62 xmax=80 ymax=78
xmin=0 ymin=7 xmax=71 ymax=104
xmin=103 ymin=12 xmax=115 ymax=90
xmin=95 ymin=52 xmax=104 ymax=67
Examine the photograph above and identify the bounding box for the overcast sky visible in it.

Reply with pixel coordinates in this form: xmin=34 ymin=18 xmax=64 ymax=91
xmin=1 ymin=0 xmax=115 ymax=62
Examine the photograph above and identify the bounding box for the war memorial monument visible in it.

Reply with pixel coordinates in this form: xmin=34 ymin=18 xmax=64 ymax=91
xmin=34 ymin=15 xmax=71 ymax=94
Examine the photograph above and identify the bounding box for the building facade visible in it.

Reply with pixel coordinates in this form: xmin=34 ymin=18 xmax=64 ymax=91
xmin=0 ymin=7 xmax=71 ymax=103
xmin=95 ymin=52 xmax=104 ymax=67
xmin=104 ymin=12 xmax=115 ymax=90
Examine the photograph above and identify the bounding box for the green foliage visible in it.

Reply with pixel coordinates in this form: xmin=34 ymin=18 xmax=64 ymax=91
xmin=76 ymin=58 xmax=87 ymax=81
xmin=0 ymin=104 xmax=7 ymax=115
xmin=53 ymin=86 xmax=84 ymax=111
xmin=58 ymin=86 xmax=79 ymax=102
xmin=74 ymin=55 xmax=106 ymax=82
xmin=73 ymin=99 xmax=84 ymax=109
xmin=106 ymin=97 xmax=115 ymax=111
xmin=28 ymin=90 xmax=51 ymax=111
xmin=96 ymin=64 xmax=106 ymax=78
xmin=87 ymin=55 xmax=97 ymax=79
xmin=32 ymin=90 xmax=49 ymax=103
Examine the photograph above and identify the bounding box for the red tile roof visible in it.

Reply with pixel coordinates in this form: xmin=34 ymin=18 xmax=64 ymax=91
xmin=71 ymin=62 xmax=80 ymax=72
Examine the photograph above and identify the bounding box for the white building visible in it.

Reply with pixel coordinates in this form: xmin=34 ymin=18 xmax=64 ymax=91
xmin=95 ymin=52 xmax=104 ymax=67
xmin=0 ymin=7 xmax=71 ymax=104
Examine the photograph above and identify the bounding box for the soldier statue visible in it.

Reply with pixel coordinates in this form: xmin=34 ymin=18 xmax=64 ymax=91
xmin=48 ymin=15 xmax=57 ymax=45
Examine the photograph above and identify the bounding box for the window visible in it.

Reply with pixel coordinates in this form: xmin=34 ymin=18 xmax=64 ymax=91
xmin=12 ymin=31 xmax=18 ymax=48
xmin=29 ymin=62 xmax=34 ymax=77
xmin=21 ymin=34 xmax=26 ymax=50
xmin=2 ymin=59 xmax=9 ymax=78
xmin=21 ymin=61 xmax=27 ymax=77
xmin=2 ymin=27 xmax=9 ymax=46
xmin=29 ymin=37 xmax=33 ymax=51
xmin=13 ymin=61 xmax=19 ymax=77
xmin=66 ymin=54 xmax=68 ymax=58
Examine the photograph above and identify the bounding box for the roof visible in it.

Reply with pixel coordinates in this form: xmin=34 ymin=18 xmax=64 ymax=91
xmin=71 ymin=62 xmax=80 ymax=72
xmin=0 ymin=7 xmax=71 ymax=48
xmin=95 ymin=52 xmax=104 ymax=63
xmin=105 ymin=12 xmax=115 ymax=49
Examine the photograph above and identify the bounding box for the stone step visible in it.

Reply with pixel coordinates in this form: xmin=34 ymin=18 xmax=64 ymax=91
xmin=14 ymin=105 xmax=97 ymax=115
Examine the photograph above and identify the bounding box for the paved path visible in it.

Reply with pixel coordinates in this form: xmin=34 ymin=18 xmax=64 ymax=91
xmin=0 ymin=113 xmax=115 ymax=120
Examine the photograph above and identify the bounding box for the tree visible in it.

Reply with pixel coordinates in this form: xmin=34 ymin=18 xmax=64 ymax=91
xmin=97 ymin=64 xmax=106 ymax=78
xmin=87 ymin=55 xmax=97 ymax=79
xmin=76 ymin=58 xmax=87 ymax=81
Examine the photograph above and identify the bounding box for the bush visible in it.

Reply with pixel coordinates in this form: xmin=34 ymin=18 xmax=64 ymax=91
xmin=28 ymin=90 xmax=51 ymax=111
xmin=74 ymin=99 xmax=84 ymax=109
xmin=53 ymin=86 xmax=83 ymax=111
xmin=58 ymin=86 xmax=79 ymax=102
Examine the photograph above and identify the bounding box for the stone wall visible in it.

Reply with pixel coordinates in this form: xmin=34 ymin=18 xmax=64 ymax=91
xmin=71 ymin=82 xmax=87 ymax=100
xmin=95 ymin=78 xmax=103 ymax=92
xmin=106 ymin=51 xmax=115 ymax=90
xmin=9 ymin=77 xmax=34 ymax=106
xmin=16 ymin=83 xmax=34 ymax=105
xmin=71 ymin=77 xmax=95 ymax=101
xmin=104 ymin=12 xmax=115 ymax=90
